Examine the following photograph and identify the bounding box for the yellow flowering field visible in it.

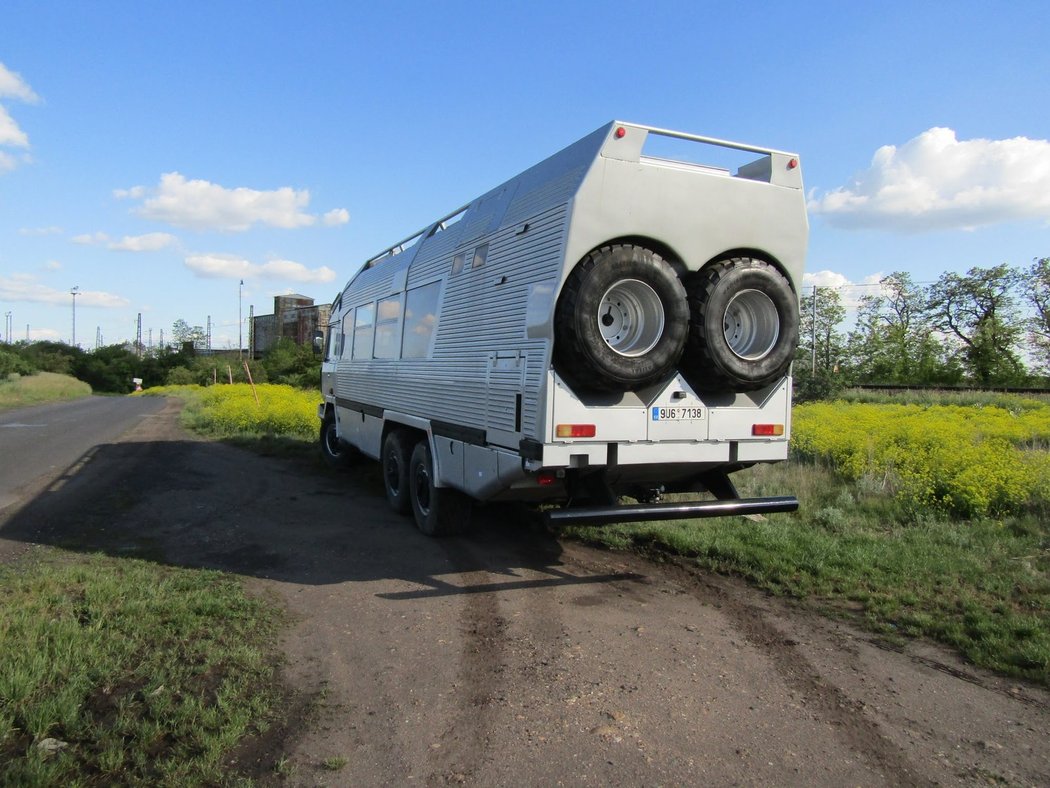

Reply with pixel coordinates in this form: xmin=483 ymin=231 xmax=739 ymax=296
xmin=792 ymin=400 xmax=1050 ymax=517
xmin=141 ymin=383 xmax=317 ymax=440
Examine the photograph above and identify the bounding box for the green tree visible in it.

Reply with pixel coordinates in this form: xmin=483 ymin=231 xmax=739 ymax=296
xmin=924 ymin=264 xmax=1026 ymax=385
xmin=846 ymin=272 xmax=959 ymax=385
xmin=1023 ymin=257 xmax=1050 ymax=374
xmin=794 ymin=285 xmax=847 ymax=400
xmin=171 ymin=318 xmax=207 ymax=351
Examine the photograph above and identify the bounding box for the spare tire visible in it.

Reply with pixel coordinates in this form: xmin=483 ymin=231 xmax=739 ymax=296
xmin=683 ymin=257 xmax=798 ymax=391
xmin=554 ymin=244 xmax=688 ymax=392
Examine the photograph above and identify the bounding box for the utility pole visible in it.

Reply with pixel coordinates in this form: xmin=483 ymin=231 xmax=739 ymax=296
xmin=71 ymin=286 xmax=80 ymax=347
xmin=810 ymin=284 xmax=817 ymax=374
xmin=4 ymin=311 xmax=11 ymax=343
xmin=206 ymin=315 xmax=212 ymax=351
xmin=136 ymin=313 xmax=143 ymax=358
xmin=238 ymin=279 xmax=244 ymax=360
xmin=96 ymin=326 xmax=101 ymax=349
xmin=248 ymin=304 xmax=254 ymax=359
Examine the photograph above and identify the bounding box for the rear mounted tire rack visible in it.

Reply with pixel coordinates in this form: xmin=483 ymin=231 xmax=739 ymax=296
xmin=544 ymin=495 xmax=799 ymax=527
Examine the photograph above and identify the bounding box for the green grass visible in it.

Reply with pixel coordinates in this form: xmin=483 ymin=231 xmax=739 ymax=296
xmin=0 ymin=372 xmax=92 ymax=411
xmin=560 ymin=460 xmax=1050 ymax=684
xmin=0 ymin=551 xmax=283 ymax=786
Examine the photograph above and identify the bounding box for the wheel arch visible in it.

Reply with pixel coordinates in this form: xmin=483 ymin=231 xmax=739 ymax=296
xmin=698 ymin=247 xmax=798 ymax=295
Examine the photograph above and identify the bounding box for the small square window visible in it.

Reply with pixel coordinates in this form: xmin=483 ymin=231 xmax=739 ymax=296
xmin=451 ymin=251 xmax=465 ymax=274
xmin=472 ymin=243 xmax=489 ymax=269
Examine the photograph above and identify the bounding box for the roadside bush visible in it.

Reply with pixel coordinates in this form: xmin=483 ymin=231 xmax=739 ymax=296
xmin=792 ymin=400 xmax=1050 ymax=518
xmin=144 ymin=383 xmax=316 ymax=439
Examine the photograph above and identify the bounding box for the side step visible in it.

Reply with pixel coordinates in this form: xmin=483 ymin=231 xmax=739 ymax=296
xmin=545 ymin=496 xmax=799 ymax=527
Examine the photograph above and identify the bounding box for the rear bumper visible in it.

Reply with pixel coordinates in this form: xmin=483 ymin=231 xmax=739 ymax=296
xmin=545 ymin=495 xmax=798 ymax=526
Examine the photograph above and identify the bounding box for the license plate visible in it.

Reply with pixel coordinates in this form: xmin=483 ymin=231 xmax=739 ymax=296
xmin=651 ymin=406 xmax=705 ymax=421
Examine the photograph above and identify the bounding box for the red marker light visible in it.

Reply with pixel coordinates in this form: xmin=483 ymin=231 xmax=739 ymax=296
xmin=556 ymin=424 xmax=596 ymax=438
xmin=537 ymin=471 xmax=557 ymax=486
xmin=752 ymin=424 xmax=785 ymax=436
xmin=615 ymin=126 xmax=627 ymax=139
xmin=788 ymin=158 xmax=798 ymax=170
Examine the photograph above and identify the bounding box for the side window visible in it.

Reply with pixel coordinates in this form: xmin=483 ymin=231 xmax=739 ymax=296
xmin=352 ymin=303 xmax=374 ymax=359
xmin=451 ymin=251 xmax=465 ymax=274
xmin=373 ymin=295 xmax=402 ymax=359
xmin=472 ymin=243 xmax=489 ymax=269
xmin=340 ymin=310 xmax=354 ymax=358
xmin=402 ymin=281 xmax=442 ymax=359
xmin=326 ymin=324 xmax=339 ymax=361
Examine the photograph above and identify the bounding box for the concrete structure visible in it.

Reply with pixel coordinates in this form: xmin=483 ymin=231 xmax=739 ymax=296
xmin=251 ymin=294 xmax=331 ymax=357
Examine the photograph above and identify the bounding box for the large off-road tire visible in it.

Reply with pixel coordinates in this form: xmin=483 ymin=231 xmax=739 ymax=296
xmin=683 ymin=257 xmax=798 ymax=392
xmin=409 ymin=441 xmax=472 ymax=537
xmin=319 ymin=411 xmax=359 ymax=468
xmin=554 ymin=244 xmax=689 ymax=392
xmin=381 ymin=430 xmax=413 ymax=515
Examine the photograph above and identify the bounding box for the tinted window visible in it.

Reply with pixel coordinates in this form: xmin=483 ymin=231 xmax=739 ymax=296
xmin=373 ymin=295 xmax=402 ymax=359
xmin=472 ymin=243 xmax=488 ymax=269
xmin=352 ymin=303 xmax=374 ymax=359
xmin=401 ymin=281 xmax=441 ymax=359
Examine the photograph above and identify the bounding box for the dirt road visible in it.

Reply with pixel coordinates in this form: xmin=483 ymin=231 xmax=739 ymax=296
xmin=2 ymin=398 xmax=1048 ymax=786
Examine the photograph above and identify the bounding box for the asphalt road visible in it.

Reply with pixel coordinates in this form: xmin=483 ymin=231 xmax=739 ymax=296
xmin=1 ymin=396 xmax=1048 ymax=786
xmin=0 ymin=395 xmax=166 ymax=515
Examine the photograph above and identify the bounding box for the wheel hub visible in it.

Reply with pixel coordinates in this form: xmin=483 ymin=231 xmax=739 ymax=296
xmin=597 ymin=279 xmax=665 ymax=357
xmin=723 ymin=289 xmax=780 ymax=360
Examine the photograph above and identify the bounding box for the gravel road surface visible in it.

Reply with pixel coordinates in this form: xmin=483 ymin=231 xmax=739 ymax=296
xmin=1 ymin=397 xmax=1047 ymax=786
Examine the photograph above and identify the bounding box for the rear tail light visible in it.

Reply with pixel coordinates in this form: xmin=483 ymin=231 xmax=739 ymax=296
xmin=752 ymin=423 xmax=784 ymax=436
xmin=537 ymin=471 xmax=557 ymax=486
xmin=555 ymin=424 xmax=596 ymax=438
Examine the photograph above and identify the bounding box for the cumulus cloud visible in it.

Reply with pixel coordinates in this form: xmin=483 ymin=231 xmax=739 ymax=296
xmin=0 ymin=274 xmax=128 ymax=307
xmin=118 ymin=172 xmax=350 ymax=232
xmin=0 ymin=63 xmax=38 ymax=174
xmin=72 ymin=231 xmax=179 ymax=251
xmin=808 ymin=127 xmax=1050 ymax=231
xmin=185 ymin=253 xmax=336 ymax=284
xmin=19 ymin=226 xmax=64 ymax=236
xmin=0 ymin=63 xmax=40 ymax=103
xmin=802 ymin=270 xmax=886 ymax=309
xmin=322 ymin=208 xmax=350 ymax=226
xmin=109 ymin=232 xmax=178 ymax=252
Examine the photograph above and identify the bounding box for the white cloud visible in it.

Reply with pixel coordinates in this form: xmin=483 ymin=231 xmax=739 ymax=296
xmin=43 ymin=260 xmax=62 ymax=271
xmin=185 ymin=253 xmax=336 ymax=284
xmin=808 ymin=127 xmax=1050 ymax=231
xmin=71 ymin=231 xmax=179 ymax=252
xmin=322 ymin=208 xmax=350 ymax=226
xmin=19 ymin=226 xmax=64 ymax=236
xmin=0 ymin=63 xmax=40 ymax=103
xmin=0 ymin=105 xmax=29 ymax=147
xmin=109 ymin=232 xmax=178 ymax=252
xmin=28 ymin=328 xmax=61 ymax=341
xmin=802 ymin=270 xmax=886 ymax=309
xmin=0 ymin=275 xmax=128 ymax=307
xmin=119 ymin=172 xmax=350 ymax=232
xmin=72 ymin=231 xmax=111 ymax=245
xmin=0 ymin=63 xmax=38 ymax=175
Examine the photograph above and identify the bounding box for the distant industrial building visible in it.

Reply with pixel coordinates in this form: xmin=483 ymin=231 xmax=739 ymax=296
xmin=251 ymin=294 xmax=331 ymax=357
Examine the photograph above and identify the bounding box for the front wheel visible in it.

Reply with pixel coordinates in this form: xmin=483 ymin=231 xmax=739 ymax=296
xmin=319 ymin=411 xmax=358 ymax=468
xmin=409 ymin=441 xmax=471 ymax=537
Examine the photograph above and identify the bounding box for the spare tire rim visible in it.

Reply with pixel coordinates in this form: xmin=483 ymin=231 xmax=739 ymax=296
xmin=723 ymin=289 xmax=780 ymax=360
xmin=597 ymin=279 xmax=665 ymax=357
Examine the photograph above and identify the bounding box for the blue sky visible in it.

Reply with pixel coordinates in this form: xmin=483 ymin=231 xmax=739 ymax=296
xmin=2 ymin=1 xmax=1048 ymax=348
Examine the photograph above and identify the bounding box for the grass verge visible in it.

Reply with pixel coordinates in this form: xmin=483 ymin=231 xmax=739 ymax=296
xmin=0 ymin=550 xmax=283 ymax=786
xmin=559 ymin=460 xmax=1050 ymax=685
xmin=0 ymin=372 xmax=92 ymax=411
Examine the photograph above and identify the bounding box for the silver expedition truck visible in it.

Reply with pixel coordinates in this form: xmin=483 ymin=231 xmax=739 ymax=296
xmin=319 ymin=121 xmax=808 ymax=535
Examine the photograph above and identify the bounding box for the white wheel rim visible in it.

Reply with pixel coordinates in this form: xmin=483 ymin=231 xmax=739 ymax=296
xmin=598 ymin=279 xmax=665 ymax=357
xmin=723 ymin=289 xmax=780 ymax=360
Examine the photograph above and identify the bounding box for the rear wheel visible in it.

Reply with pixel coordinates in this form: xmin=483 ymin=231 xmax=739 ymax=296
xmin=554 ymin=244 xmax=688 ymax=392
xmin=683 ymin=257 xmax=798 ymax=391
xmin=409 ymin=441 xmax=471 ymax=537
xmin=381 ymin=430 xmax=412 ymax=515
